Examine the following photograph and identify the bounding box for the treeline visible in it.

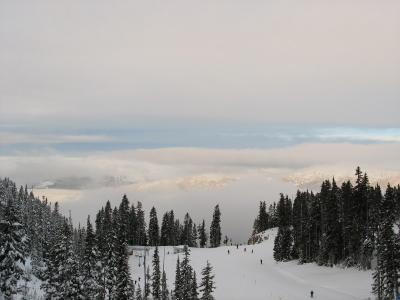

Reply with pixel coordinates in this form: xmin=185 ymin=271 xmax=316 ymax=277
xmin=0 ymin=178 xmax=217 ymax=300
xmin=95 ymin=195 xmax=222 ymax=248
xmin=251 ymin=167 xmax=400 ymax=299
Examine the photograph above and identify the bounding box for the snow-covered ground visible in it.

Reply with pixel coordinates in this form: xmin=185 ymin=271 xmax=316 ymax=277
xmin=129 ymin=228 xmax=373 ymax=300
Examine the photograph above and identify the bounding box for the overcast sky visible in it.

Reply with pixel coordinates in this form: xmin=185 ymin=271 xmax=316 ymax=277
xmin=1 ymin=0 xmax=399 ymax=125
xmin=1 ymin=0 xmax=400 ymax=240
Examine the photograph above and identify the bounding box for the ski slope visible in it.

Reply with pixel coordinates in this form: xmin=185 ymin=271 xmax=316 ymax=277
xmin=129 ymin=228 xmax=373 ymax=300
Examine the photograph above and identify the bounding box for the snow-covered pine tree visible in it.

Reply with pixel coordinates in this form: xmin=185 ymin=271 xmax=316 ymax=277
xmin=174 ymin=256 xmax=183 ymax=300
xmin=152 ymin=247 xmax=161 ymax=300
xmin=115 ymin=207 xmax=134 ymax=300
xmin=273 ymin=194 xmax=293 ymax=261
xmin=82 ymin=216 xmax=101 ymax=298
xmin=199 ymin=261 xmax=215 ymax=300
xmin=209 ymin=205 xmax=221 ymax=248
xmin=373 ymin=185 xmax=400 ymax=299
xmin=161 ymin=270 xmax=169 ymax=300
xmin=0 ymin=195 xmax=27 ymax=299
xmin=191 ymin=270 xmax=199 ymax=300
xmin=180 ymin=245 xmax=193 ymax=300
xmin=46 ymin=220 xmax=82 ymax=299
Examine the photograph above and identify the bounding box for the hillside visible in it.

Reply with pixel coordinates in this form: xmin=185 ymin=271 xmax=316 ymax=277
xmin=129 ymin=228 xmax=373 ymax=300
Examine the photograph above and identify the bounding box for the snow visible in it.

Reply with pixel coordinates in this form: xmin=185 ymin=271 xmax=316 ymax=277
xmin=129 ymin=228 xmax=374 ymax=300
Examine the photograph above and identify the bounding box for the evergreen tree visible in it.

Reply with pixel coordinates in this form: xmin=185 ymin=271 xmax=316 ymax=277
xmin=136 ymin=202 xmax=147 ymax=246
xmin=161 ymin=270 xmax=170 ymax=300
xmin=209 ymin=205 xmax=221 ymax=248
xmin=174 ymin=257 xmax=183 ymax=300
xmin=273 ymin=194 xmax=293 ymax=261
xmin=191 ymin=271 xmax=199 ymax=300
xmin=199 ymin=261 xmax=215 ymax=300
xmin=81 ymin=216 xmax=101 ymax=298
xmin=0 ymin=196 xmax=27 ymax=299
xmin=45 ymin=221 xmax=82 ymax=299
xmin=128 ymin=203 xmax=137 ymax=245
xmin=136 ymin=284 xmax=143 ymax=300
xmin=115 ymin=211 xmax=134 ymax=300
xmin=152 ymin=247 xmax=161 ymax=300
xmin=180 ymin=246 xmax=193 ymax=300
xmin=149 ymin=207 xmax=160 ymax=246
xmin=192 ymin=223 xmax=198 ymax=248
xmin=160 ymin=212 xmax=170 ymax=246
xmin=199 ymin=220 xmax=207 ymax=248
xmin=119 ymin=194 xmax=131 ymax=244
xmin=373 ymin=185 xmax=400 ymax=299
xmin=144 ymin=266 xmax=151 ymax=300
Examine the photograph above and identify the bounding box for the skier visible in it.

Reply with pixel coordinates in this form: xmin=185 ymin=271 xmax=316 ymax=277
xmin=244 ymin=247 xmax=246 ymax=252
xmin=236 ymin=244 xmax=239 ymax=249
xmin=251 ymin=249 xmax=254 ymax=254
xmin=260 ymin=259 xmax=263 ymax=265
xmin=310 ymin=290 xmax=314 ymax=298
xmin=228 ymin=249 xmax=230 ymax=255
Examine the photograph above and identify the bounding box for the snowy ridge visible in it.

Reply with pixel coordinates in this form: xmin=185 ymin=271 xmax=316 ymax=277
xmin=129 ymin=228 xmax=373 ymax=300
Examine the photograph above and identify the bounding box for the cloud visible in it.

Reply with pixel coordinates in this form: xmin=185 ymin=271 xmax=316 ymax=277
xmin=1 ymin=0 xmax=399 ymax=126
xmin=2 ymin=143 xmax=400 ymax=193
xmin=134 ymin=175 xmax=238 ymax=192
xmin=0 ymin=132 xmax=113 ymax=145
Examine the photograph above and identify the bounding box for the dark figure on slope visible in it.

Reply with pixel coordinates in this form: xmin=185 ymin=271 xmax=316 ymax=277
xmin=310 ymin=290 xmax=314 ymax=298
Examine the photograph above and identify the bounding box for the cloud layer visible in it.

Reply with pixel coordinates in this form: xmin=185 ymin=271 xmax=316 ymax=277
xmin=1 ymin=0 xmax=399 ymax=125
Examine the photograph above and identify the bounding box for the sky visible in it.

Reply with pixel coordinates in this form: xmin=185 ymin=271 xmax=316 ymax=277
xmin=1 ymin=0 xmax=400 ymax=241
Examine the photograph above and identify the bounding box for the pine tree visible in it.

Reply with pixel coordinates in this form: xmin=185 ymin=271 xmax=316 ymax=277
xmin=128 ymin=203 xmax=137 ymax=245
xmin=199 ymin=220 xmax=207 ymax=248
xmin=115 ymin=213 xmax=134 ymax=300
xmin=46 ymin=221 xmax=82 ymax=299
xmin=152 ymin=247 xmax=161 ymax=300
xmin=82 ymin=216 xmax=101 ymax=298
xmin=148 ymin=207 xmax=160 ymax=246
xmin=160 ymin=212 xmax=170 ymax=246
xmin=373 ymin=185 xmax=400 ymax=299
xmin=145 ymin=266 xmax=151 ymax=300
xmin=192 ymin=223 xmax=198 ymax=248
xmin=136 ymin=284 xmax=143 ymax=300
xmin=136 ymin=202 xmax=147 ymax=246
xmin=180 ymin=245 xmax=193 ymax=300
xmin=174 ymin=257 xmax=183 ymax=300
xmin=209 ymin=205 xmax=221 ymax=248
xmin=0 ymin=196 xmax=27 ymax=299
xmin=191 ymin=271 xmax=199 ymax=300
xmin=199 ymin=261 xmax=215 ymax=300
xmin=273 ymin=194 xmax=293 ymax=261
xmin=119 ymin=194 xmax=131 ymax=244
xmin=161 ymin=270 xmax=169 ymax=300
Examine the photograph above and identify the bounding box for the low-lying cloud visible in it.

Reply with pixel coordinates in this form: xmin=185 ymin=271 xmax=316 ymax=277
xmin=2 ymin=143 xmax=400 ymax=193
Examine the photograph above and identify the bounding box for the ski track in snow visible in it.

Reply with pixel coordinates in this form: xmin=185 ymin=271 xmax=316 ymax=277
xmin=129 ymin=228 xmax=373 ymax=300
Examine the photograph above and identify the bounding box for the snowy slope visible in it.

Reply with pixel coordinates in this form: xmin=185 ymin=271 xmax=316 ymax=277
xmin=129 ymin=228 xmax=373 ymax=300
